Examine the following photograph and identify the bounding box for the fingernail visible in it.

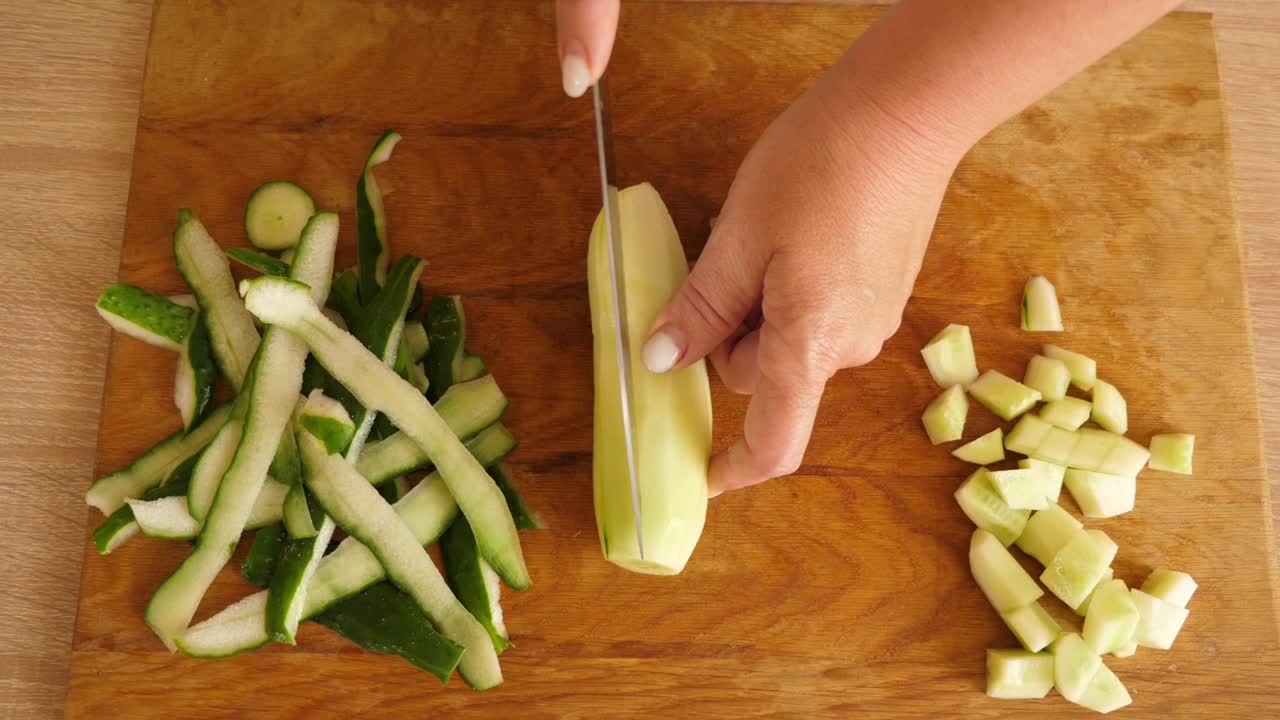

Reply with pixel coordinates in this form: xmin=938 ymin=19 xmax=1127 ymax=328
xmin=641 ymin=327 xmax=683 ymax=374
xmin=561 ymin=44 xmax=591 ymax=98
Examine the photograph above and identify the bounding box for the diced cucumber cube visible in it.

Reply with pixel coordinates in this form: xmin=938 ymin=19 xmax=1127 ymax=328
xmin=952 ymin=428 xmax=1005 ymax=465
xmin=1075 ymin=663 xmax=1132 ymax=714
xmin=1040 ymin=396 xmax=1092 ymax=431
xmin=1068 ymin=427 xmax=1119 ymax=471
xmin=1084 ymin=579 xmax=1139 ymax=654
xmin=1140 ymin=569 xmax=1197 ymax=608
xmin=1016 ymin=504 xmax=1082 ymax=566
xmin=968 ymin=370 xmax=1042 ymax=421
xmin=1043 ymin=344 xmax=1097 ymax=391
xmin=989 ymin=468 xmax=1049 ymax=511
xmin=1100 ymin=436 xmax=1149 ymax=477
xmin=969 ymin=529 xmax=1044 ymax=612
xmin=1042 ymin=529 xmax=1118 ymax=609
xmin=955 ymin=469 xmax=1030 ymax=547
xmin=1064 ymin=469 xmax=1136 ymax=519
xmin=1112 ymin=640 xmax=1137 ymax=658
xmin=1130 ymin=589 xmax=1189 ymax=649
xmin=1005 ymin=414 xmax=1052 ymax=455
xmin=1021 ymin=276 xmax=1064 ymax=332
xmin=1076 ymin=567 xmax=1114 ymax=617
xmin=1052 ymin=633 xmax=1102 ymax=703
xmin=1001 ymin=601 xmax=1062 ymax=652
xmin=986 ymin=649 xmax=1054 ymax=700
xmin=1018 ymin=458 xmax=1065 ymax=503
xmin=921 ymin=323 xmax=979 ymax=388
xmin=1090 ymin=380 xmax=1128 ymax=434
xmin=1030 ymin=426 xmax=1079 ymax=466
xmin=1148 ymin=433 xmax=1195 ymax=475
xmin=1023 ymin=354 xmax=1070 ymax=401
xmin=922 ymin=384 xmax=968 ymax=444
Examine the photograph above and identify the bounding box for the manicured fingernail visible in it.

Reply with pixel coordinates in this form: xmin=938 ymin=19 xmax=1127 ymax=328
xmin=561 ymin=44 xmax=591 ymax=98
xmin=641 ymin=328 xmax=683 ymax=374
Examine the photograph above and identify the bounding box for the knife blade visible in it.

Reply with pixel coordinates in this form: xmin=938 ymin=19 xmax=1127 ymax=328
xmin=592 ymin=73 xmax=645 ymax=560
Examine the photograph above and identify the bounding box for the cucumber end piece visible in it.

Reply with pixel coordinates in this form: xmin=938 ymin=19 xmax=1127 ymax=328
xmin=244 ymin=181 xmax=317 ymax=251
xmin=1021 ymin=276 xmax=1064 ymax=332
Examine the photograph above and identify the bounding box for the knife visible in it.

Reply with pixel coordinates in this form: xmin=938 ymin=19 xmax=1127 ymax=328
xmin=592 ymin=73 xmax=645 ymax=560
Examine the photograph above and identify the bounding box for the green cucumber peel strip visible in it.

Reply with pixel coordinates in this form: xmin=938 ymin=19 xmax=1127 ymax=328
xmin=145 ymin=213 xmax=337 ymax=650
xmin=242 ymin=523 xmax=288 ymax=588
xmin=281 ymin=483 xmax=322 ymax=539
xmin=442 ymin=517 xmax=512 ymax=653
xmin=356 ymin=130 xmax=401 ymax=301
xmin=128 ymin=479 xmax=290 ymax=541
xmin=298 ymin=389 xmax=356 ymax=455
xmin=326 ymin=267 xmax=363 ymax=330
xmin=491 ymin=463 xmax=544 ymax=531
xmin=92 ymin=455 xmax=197 ymax=554
xmin=96 ymin=283 xmax=194 ymax=351
xmin=227 ymin=247 xmax=290 ymax=278
xmin=402 ymin=320 xmax=429 ymax=362
xmin=424 ymin=295 xmax=465 ymax=402
xmin=458 ymin=353 xmax=486 ymax=383
xmin=175 ymin=311 xmax=216 ymax=431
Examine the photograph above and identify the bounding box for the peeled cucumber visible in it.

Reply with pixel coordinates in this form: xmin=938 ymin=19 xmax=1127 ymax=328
xmin=1083 ymin=579 xmax=1139 ymax=655
xmin=923 ymin=384 xmax=968 ymax=444
xmin=1018 ymin=458 xmax=1065 ymax=504
xmin=1076 ymin=568 xmax=1113 ymax=617
xmin=1130 ymin=588 xmax=1189 ymax=649
xmin=1052 ymin=633 xmax=1102 ymax=703
xmin=969 ymin=529 xmax=1043 ymax=612
xmin=1021 ymin=276 xmax=1064 ymax=332
xmin=952 ymin=428 xmax=1004 ymax=465
xmin=986 ymin=649 xmax=1054 ymax=700
xmin=1090 ymin=379 xmax=1128 ymax=434
xmin=920 ymin=323 xmax=979 ymax=387
xmin=955 ymin=469 xmax=1029 ymax=547
xmin=1023 ymin=354 xmax=1070 ymax=402
xmin=1039 ymin=396 xmax=1091 ymax=431
xmin=1041 ymin=529 xmax=1117 ymax=609
xmin=1069 ymin=427 xmax=1119 ymax=471
xmin=1043 ymin=344 xmax=1096 ymax=391
xmin=1005 ymin=414 xmax=1052 ymax=455
xmin=967 ymin=370 xmax=1041 ymax=421
xmin=1148 ymin=433 xmax=1194 ymax=475
xmin=1064 ymin=468 xmax=1135 ymax=519
xmin=1030 ymin=427 xmax=1079 ymax=466
xmin=1075 ymin=662 xmax=1132 ymax=714
xmin=1016 ymin=503 xmax=1082 ymax=566
xmin=988 ymin=468 xmax=1050 ymax=511
xmin=1100 ymin=436 xmax=1149 ymax=477
xmin=1140 ymin=569 xmax=1197 ymax=608
xmin=1001 ymin=601 xmax=1061 ymax=653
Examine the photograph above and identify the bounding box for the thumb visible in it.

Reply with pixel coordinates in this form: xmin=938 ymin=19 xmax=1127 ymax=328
xmin=556 ymin=0 xmax=620 ymax=98
xmin=640 ymin=221 xmax=767 ymax=374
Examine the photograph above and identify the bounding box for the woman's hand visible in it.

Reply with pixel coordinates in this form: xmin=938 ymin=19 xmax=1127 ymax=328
xmin=556 ymin=0 xmax=619 ymax=97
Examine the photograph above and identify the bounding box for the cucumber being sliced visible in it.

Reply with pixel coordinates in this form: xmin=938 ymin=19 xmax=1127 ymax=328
xmin=244 ymin=181 xmax=316 ymax=251
xmin=1022 ymin=354 xmax=1069 ymax=402
xmin=967 ymin=370 xmax=1041 ymax=421
xmin=922 ymin=384 xmax=968 ymax=444
xmin=298 ymin=430 xmax=502 ymax=690
xmin=1015 ymin=504 xmax=1083 ymax=566
xmin=442 ymin=518 xmax=512 ymax=653
xmin=1021 ymin=276 xmax=1064 ymax=332
xmin=1090 ymin=379 xmax=1128 ymax=435
xmin=1039 ymin=396 xmax=1091 ymax=431
xmin=988 ymin=468 xmax=1050 ymax=511
xmin=1140 ymin=569 xmax=1197 ymax=608
xmin=1148 ymin=433 xmax=1195 ymax=475
xmin=227 ymin=247 xmax=290 ymax=277
xmin=952 ymin=428 xmax=1004 ymax=465
xmin=424 ymin=295 xmax=466 ymax=402
xmin=86 ymin=403 xmax=232 ymax=515
xmin=1100 ymin=436 xmax=1150 ymax=477
xmin=146 ymin=213 xmax=337 ymax=650
xmin=1018 ymin=458 xmax=1065 ymax=503
xmin=986 ymin=649 xmax=1054 ymax=700
xmin=1001 ymin=601 xmax=1061 ymax=653
xmin=1043 ymin=344 xmax=1096 ymax=391
xmin=1075 ymin=662 xmax=1132 ymax=714
xmin=1064 ymin=469 xmax=1136 ymax=519
xmin=1052 ymin=633 xmax=1102 ymax=703
xmin=1130 ymin=589 xmax=1189 ymax=649
xmin=969 ymin=528 xmax=1044 ymax=612
xmin=1076 ymin=567 xmax=1114 ymax=617
xmin=920 ymin=323 xmax=979 ymax=388
xmin=1041 ymin=529 xmax=1118 ymax=609
xmin=1084 ymin=579 xmax=1139 ymax=654
xmin=242 ymin=523 xmax=287 ymax=588
xmin=356 ymin=131 xmax=402 ymax=300
xmin=96 ymin=283 xmax=194 ymax=351
xmin=174 ymin=311 xmax=216 ymax=430
xmin=242 ymin=276 xmax=529 ymax=590
xmin=1068 ymin=427 xmax=1120 ymax=471
xmin=173 ymin=210 xmax=261 ymax=391
xmin=1005 ymin=413 xmax=1052 ymax=455
xmin=955 ymin=469 xmax=1029 ymax=547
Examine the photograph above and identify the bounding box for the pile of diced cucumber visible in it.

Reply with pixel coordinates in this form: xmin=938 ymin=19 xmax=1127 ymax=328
xmin=88 ymin=131 xmax=543 ymax=690
xmin=922 ymin=277 xmax=1198 ymax=714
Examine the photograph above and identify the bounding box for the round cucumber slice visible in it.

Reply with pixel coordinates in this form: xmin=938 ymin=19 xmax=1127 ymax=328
xmin=244 ymin=181 xmax=316 ymax=251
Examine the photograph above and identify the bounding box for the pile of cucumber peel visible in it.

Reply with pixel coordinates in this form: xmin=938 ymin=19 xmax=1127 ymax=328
xmin=923 ymin=277 xmax=1199 ymax=713
xmin=88 ymin=131 xmax=543 ymax=690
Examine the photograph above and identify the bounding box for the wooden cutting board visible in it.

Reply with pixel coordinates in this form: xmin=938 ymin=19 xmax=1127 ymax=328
xmin=68 ymin=1 xmax=1280 ymax=717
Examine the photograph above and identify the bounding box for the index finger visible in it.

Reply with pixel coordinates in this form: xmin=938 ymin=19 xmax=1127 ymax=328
xmin=556 ymin=0 xmax=620 ymax=97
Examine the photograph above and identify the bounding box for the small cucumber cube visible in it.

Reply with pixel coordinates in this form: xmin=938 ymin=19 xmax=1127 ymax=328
xmin=1040 ymin=397 xmax=1092 ymax=431
xmin=989 ymin=468 xmax=1049 ymax=510
xmin=1018 ymin=458 xmax=1065 ymax=503
xmin=1100 ymin=436 xmax=1150 ymax=477
xmin=1030 ymin=426 xmax=1079 ymax=466
xmin=1068 ymin=427 xmax=1119 ymax=471
xmin=1042 ymin=529 xmax=1118 ymax=609
xmin=921 ymin=324 xmax=980 ymax=388
xmin=1023 ymin=354 xmax=1070 ymax=401
xmin=1148 ymin=433 xmax=1195 ymax=475
xmin=1112 ymin=640 xmax=1137 ymax=658
xmin=952 ymin=428 xmax=1005 ymax=465
xmin=1016 ymin=504 xmax=1083 ymax=566
xmin=1021 ymin=276 xmax=1064 ymax=332
xmin=1084 ymin=579 xmax=1140 ymax=654
xmin=986 ymin=649 xmax=1054 ymax=700
xmin=1043 ymin=344 xmax=1097 ymax=391
xmin=968 ymin=370 xmax=1042 ymax=421
xmin=1140 ymin=569 xmax=1198 ymax=608
xmin=1090 ymin=380 xmax=1128 ymax=434
xmin=970 ymin=529 xmax=1044 ymax=612
xmin=1130 ymin=589 xmax=1190 ymax=649
xmin=1001 ymin=601 xmax=1062 ymax=652
xmin=922 ymin=384 xmax=968 ymax=444
xmin=955 ymin=469 xmax=1030 ymax=547
xmin=1064 ymin=469 xmax=1136 ymax=519
xmin=1052 ymin=633 xmax=1102 ymax=703
xmin=1005 ymin=414 xmax=1052 ymax=455
xmin=1076 ymin=568 xmax=1114 ymax=617
xmin=1075 ymin=663 xmax=1133 ymax=714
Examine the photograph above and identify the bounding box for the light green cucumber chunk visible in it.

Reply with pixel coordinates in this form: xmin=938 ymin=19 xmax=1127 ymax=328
xmin=1140 ymin=569 xmax=1197 ymax=608
xmin=1021 ymin=276 xmax=1064 ymax=332
xmin=1090 ymin=379 xmax=1128 ymax=434
xmin=244 ymin=181 xmax=316 ymax=251
xmin=969 ymin=529 xmax=1043 ymax=612
xmin=1077 ymin=568 xmax=1114 ymax=617
xmin=1065 ymin=469 xmax=1135 ymax=519
xmin=96 ymin=283 xmax=194 ymax=351
xmin=1052 ymin=633 xmax=1102 ymax=703
xmin=1148 ymin=433 xmax=1194 ymax=475
xmin=989 ymin=468 xmax=1050 ymax=511
xmin=1018 ymin=458 xmax=1065 ymax=503
xmin=1016 ymin=503 xmax=1082 ymax=566
xmin=920 ymin=323 xmax=979 ymax=387
xmin=955 ymin=469 xmax=1029 ymax=547
xmin=1112 ymin=640 xmax=1137 ymax=658
xmin=1130 ymin=589 xmax=1189 ymax=649
xmin=968 ymin=370 xmax=1041 ymax=421
xmin=922 ymin=384 xmax=967 ymax=444
xmin=952 ymin=428 xmax=1003 ymax=465
xmin=1043 ymin=344 xmax=1097 ymax=391
xmin=1026 ymin=426 xmax=1079 ymax=466
xmin=1001 ymin=601 xmax=1061 ymax=653
xmin=1023 ymin=354 xmax=1070 ymax=401
xmin=1100 ymin=436 xmax=1149 ymax=477
xmin=298 ymin=389 xmax=355 ymax=455
xmin=1042 ymin=529 xmax=1118 ymax=609
xmin=1005 ymin=413 xmax=1052 ymax=455
xmin=1084 ymin=579 xmax=1139 ymax=655
xmin=1068 ymin=427 xmax=1120 ymax=471
xmin=986 ymin=649 xmax=1054 ymax=700
xmin=1075 ymin=662 xmax=1132 ymax=714
xmin=1040 ymin=396 xmax=1091 ymax=431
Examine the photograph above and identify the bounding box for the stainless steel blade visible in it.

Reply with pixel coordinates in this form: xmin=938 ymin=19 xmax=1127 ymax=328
xmin=593 ymin=73 xmax=644 ymax=560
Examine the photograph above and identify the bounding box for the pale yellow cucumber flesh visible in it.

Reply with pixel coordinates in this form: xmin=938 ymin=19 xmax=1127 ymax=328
xmin=1075 ymin=663 xmax=1132 ymax=714
xmin=1028 ymin=426 xmax=1080 ymax=466
xmin=1100 ymin=436 xmax=1149 ymax=477
xmin=1005 ymin=413 xmax=1052 ymax=455
xmin=969 ymin=529 xmax=1043 ymax=612
xmin=952 ymin=428 xmax=1004 ymax=465
xmin=1015 ymin=504 xmax=1082 ymax=566
xmin=955 ymin=469 xmax=1030 ymax=547
xmin=1021 ymin=276 xmax=1064 ymax=332
xmin=1001 ymin=601 xmax=1061 ymax=653
xmin=1023 ymin=354 xmax=1070 ymax=402
xmin=1043 ymin=344 xmax=1097 ymax=391
xmin=986 ymin=649 xmax=1054 ymax=700
xmin=968 ymin=370 xmax=1041 ymax=421
xmin=1084 ymin=579 xmax=1139 ymax=654
xmin=1039 ymin=396 xmax=1091 ymax=431
xmin=988 ymin=468 xmax=1049 ymax=511
xmin=1041 ymin=529 xmax=1117 ymax=609
xmin=1068 ymin=427 xmax=1120 ymax=471
xmin=1148 ymin=433 xmax=1195 ymax=475
xmin=1018 ymin=458 xmax=1065 ymax=504
xmin=1076 ymin=567 xmax=1114 ymax=617
xmin=1130 ymin=589 xmax=1189 ymax=649
xmin=1064 ymin=468 xmax=1136 ymax=519
xmin=922 ymin=384 xmax=968 ymax=444
xmin=1140 ymin=569 xmax=1198 ymax=608
xmin=920 ymin=323 xmax=978 ymax=388
xmin=1090 ymin=379 xmax=1128 ymax=434
xmin=1052 ymin=633 xmax=1102 ymax=703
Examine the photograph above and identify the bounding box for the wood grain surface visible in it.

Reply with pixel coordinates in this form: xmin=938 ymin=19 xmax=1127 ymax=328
xmin=2 ymin=1 xmax=1279 ymax=718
